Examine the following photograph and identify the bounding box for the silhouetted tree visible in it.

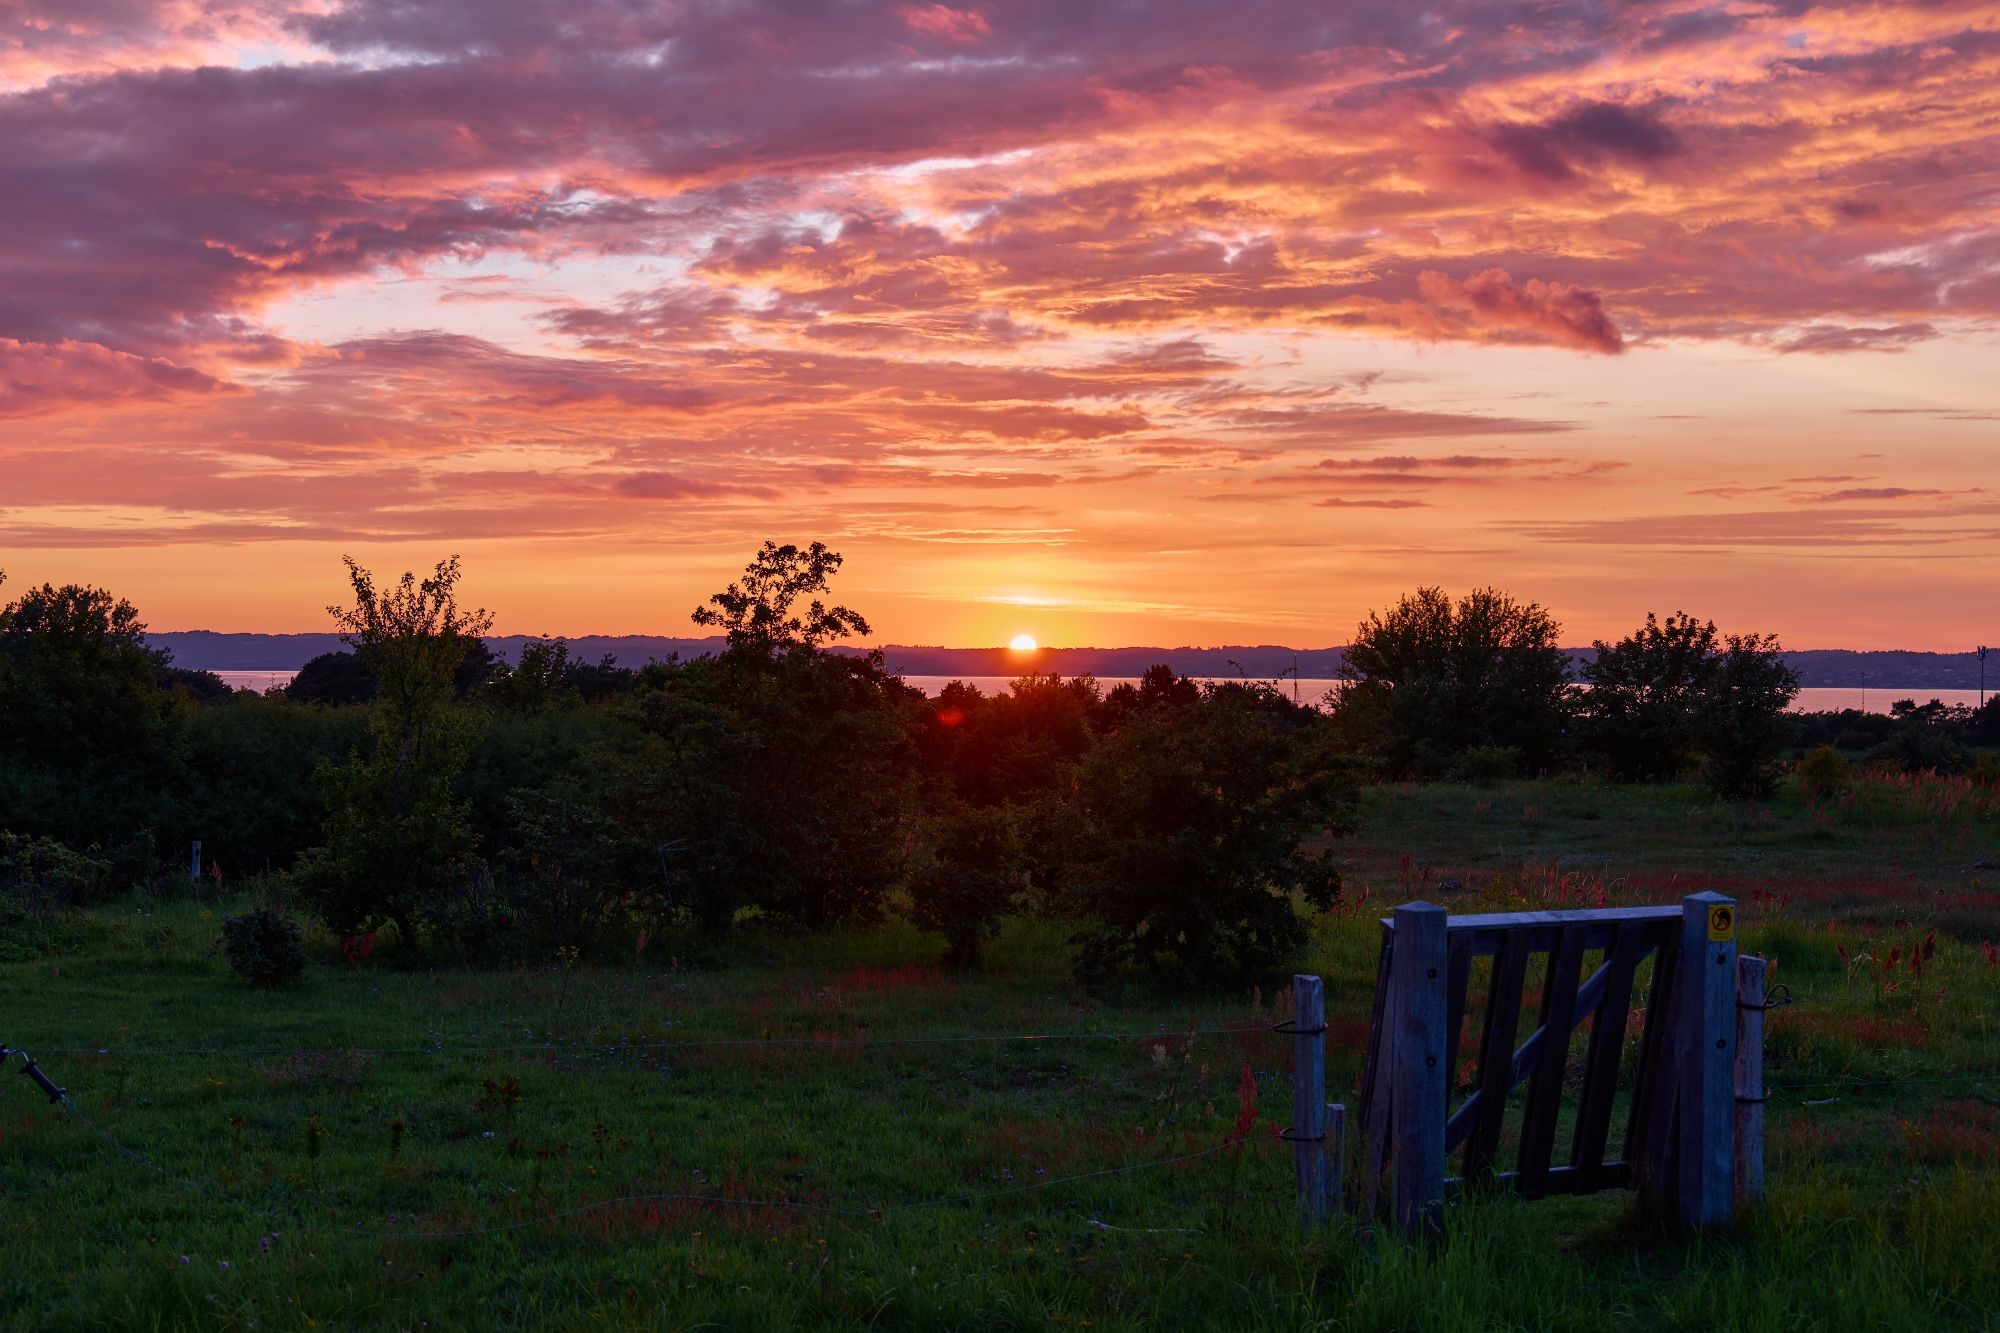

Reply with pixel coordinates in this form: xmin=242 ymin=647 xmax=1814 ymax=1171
xmin=1335 ymin=587 xmax=1571 ymax=778
xmin=294 ymin=556 xmax=493 ymax=947
xmin=607 ymin=543 xmax=917 ymax=937
xmin=485 ymin=637 xmax=632 ymax=712
xmin=1577 ymin=612 xmax=1719 ymax=782
xmin=0 ymin=572 xmax=186 ymax=870
xmin=288 ymin=651 xmax=377 ymax=705
xmin=908 ymin=802 xmax=1026 ymax=966
xmin=1580 ymin=612 xmax=1799 ymax=795
xmin=1064 ymin=682 xmax=1357 ymax=987
xmin=159 ymin=666 xmax=236 ymax=704
xmin=691 ymin=541 xmax=869 ymax=652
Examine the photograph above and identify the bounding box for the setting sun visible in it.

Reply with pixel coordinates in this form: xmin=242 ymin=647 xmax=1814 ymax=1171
xmin=1009 ymin=634 xmax=1039 ymax=652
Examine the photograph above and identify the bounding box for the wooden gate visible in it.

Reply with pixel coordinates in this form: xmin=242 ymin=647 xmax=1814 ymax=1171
xmin=1354 ymin=892 xmax=1755 ymax=1235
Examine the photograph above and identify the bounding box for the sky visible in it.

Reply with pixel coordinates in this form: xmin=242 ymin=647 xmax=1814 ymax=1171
xmin=1 ymin=0 xmax=1996 ymax=649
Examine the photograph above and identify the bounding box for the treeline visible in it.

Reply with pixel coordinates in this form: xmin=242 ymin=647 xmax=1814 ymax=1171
xmin=0 ymin=549 xmax=1356 ymax=985
xmin=3 ymin=560 xmax=1994 ymax=984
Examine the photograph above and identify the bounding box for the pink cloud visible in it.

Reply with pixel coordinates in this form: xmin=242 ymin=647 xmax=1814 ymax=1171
xmin=0 ymin=337 xmax=229 ymax=416
xmin=897 ymin=4 xmax=990 ymax=43
xmin=1416 ymin=269 xmax=1624 ymax=354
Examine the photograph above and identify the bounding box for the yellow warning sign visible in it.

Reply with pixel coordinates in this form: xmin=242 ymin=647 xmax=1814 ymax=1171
xmin=1708 ymin=904 xmax=1735 ymax=942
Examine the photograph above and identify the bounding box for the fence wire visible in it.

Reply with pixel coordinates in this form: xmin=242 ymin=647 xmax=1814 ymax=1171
xmin=17 ymin=1025 xmax=1269 ymax=1060
xmin=46 ymin=1086 xmax=1263 ymax=1242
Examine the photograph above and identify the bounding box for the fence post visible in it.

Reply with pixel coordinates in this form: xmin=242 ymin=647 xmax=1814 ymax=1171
xmin=1391 ymin=901 xmax=1447 ymax=1239
xmin=1326 ymin=1102 xmax=1345 ymax=1221
xmin=1676 ymin=892 xmax=1737 ymax=1226
xmin=1735 ymin=955 xmax=1765 ymax=1204
xmin=1291 ymin=974 xmax=1329 ymax=1231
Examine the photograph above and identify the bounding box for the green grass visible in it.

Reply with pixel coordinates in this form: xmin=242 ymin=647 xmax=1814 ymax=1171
xmin=4 ymin=775 xmax=1999 ymax=1329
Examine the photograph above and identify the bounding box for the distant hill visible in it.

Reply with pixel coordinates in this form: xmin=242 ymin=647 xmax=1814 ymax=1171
xmin=146 ymin=632 xmax=1992 ymax=689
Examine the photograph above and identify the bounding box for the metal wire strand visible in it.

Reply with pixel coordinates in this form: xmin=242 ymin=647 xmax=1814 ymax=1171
xmin=49 ymin=1090 xmax=1261 ymax=1241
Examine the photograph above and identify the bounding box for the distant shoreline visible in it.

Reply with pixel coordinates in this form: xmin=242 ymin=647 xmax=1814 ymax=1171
xmin=152 ymin=631 xmax=1997 ymax=691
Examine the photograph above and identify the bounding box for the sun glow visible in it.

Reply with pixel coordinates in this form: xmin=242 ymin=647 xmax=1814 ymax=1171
xmin=1008 ymin=634 xmax=1038 ymax=652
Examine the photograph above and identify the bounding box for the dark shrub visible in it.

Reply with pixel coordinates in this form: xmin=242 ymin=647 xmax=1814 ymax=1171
xmin=222 ymin=906 xmax=307 ymax=986
xmin=1334 ymin=586 xmax=1571 ymax=778
xmin=908 ymin=802 xmax=1026 ymax=966
xmin=1796 ymin=745 xmax=1852 ymax=801
xmin=1580 ymin=611 xmax=1799 ymax=796
xmin=0 ymin=832 xmax=111 ymax=961
xmin=1064 ymin=679 xmax=1360 ymax=987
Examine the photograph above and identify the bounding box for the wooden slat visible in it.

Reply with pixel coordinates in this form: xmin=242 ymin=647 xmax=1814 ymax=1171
xmin=1734 ymin=954 xmax=1765 ymax=1204
xmin=1358 ymin=924 xmax=1395 ymax=1220
xmin=1516 ymin=925 xmax=1586 ymax=1196
xmin=1389 ymin=907 xmax=1681 ymax=959
xmin=1357 ymin=924 xmax=1393 ymax=1141
xmin=1384 ymin=906 xmax=1682 ymax=933
xmin=1631 ymin=922 xmax=1683 ymax=1198
xmin=1462 ymin=931 xmax=1529 ymax=1184
xmin=1443 ymin=950 xmax=1616 ymax=1152
xmin=1391 ymin=902 xmax=1449 ymax=1239
xmin=1570 ymin=924 xmax=1647 ymax=1184
xmin=1442 ymin=934 xmax=1473 ymax=1102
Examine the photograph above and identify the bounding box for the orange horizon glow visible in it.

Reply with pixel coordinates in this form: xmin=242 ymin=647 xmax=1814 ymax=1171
xmin=2 ymin=2 xmax=1997 ymax=652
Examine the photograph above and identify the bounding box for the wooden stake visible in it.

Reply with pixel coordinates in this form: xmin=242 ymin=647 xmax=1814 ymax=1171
xmin=1291 ymin=973 xmax=1329 ymax=1231
xmin=1326 ymin=1102 xmax=1346 ymax=1219
xmin=1735 ymin=954 xmax=1765 ymax=1203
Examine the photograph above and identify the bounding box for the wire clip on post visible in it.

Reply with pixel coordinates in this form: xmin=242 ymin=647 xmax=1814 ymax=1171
xmin=1741 ymin=984 xmax=1797 ymax=1012
xmin=2 ymin=1046 xmax=67 ymax=1103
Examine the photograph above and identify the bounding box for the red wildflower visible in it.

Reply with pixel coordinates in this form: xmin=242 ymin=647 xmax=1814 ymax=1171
xmin=1228 ymin=1064 xmax=1258 ymax=1154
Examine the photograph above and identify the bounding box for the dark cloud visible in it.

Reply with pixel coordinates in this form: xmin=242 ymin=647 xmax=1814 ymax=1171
xmin=1487 ymin=100 xmax=1681 ymax=183
xmin=1777 ymin=323 xmax=1940 ymax=354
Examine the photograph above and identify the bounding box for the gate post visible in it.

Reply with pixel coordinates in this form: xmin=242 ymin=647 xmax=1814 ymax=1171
xmin=1677 ymin=892 xmax=1737 ymax=1226
xmin=1390 ymin=902 xmax=1447 ymax=1239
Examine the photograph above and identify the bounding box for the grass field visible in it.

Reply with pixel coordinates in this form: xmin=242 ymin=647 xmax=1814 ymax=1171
xmin=4 ymin=776 xmax=1998 ymax=1330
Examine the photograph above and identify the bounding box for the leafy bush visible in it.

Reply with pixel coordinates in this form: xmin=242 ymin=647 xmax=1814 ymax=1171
xmin=177 ymin=696 xmax=369 ymax=873
xmin=1579 ymin=611 xmax=1799 ymax=796
xmin=293 ymin=556 xmax=491 ymax=946
xmin=1867 ymin=700 xmax=1975 ymax=775
xmin=608 ymin=646 xmax=918 ymax=936
xmin=1063 ymin=679 xmax=1359 ymax=987
xmin=221 ymin=906 xmax=307 ymax=986
xmin=907 ymin=803 xmax=1026 ymax=966
xmin=1449 ymin=745 xmax=1521 ymax=785
xmin=0 ymin=830 xmax=111 ymax=904
xmin=422 ymin=865 xmax=522 ymax=964
xmin=0 ymin=832 xmax=111 ymax=960
xmin=1334 ymin=586 xmax=1571 ymax=778
xmin=605 ymin=544 xmax=918 ymax=938
xmin=493 ymin=784 xmax=635 ymax=953
xmin=0 ymin=575 xmax=189 ymax=877
xmin=1796 ymin=745 xmax=1853 ymax=801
